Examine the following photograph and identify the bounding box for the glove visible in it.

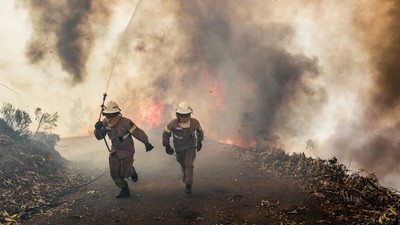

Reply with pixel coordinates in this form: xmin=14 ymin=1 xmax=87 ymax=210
xmin=145 ymin=142 xmax=154 ymax=152
xmin=95 ymin=121 xmax=103 ymax=129
xmin=165 ymin=145 xmax=174 ymax=155
xmin=196 ymin=141 xmax=202 ymax=152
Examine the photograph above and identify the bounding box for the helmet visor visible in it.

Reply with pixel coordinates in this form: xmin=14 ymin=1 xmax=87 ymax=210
xmin=177 ymin=113 xmax=191 ymax=118
xmin=103 ymin=112 xmax=119 ymax=118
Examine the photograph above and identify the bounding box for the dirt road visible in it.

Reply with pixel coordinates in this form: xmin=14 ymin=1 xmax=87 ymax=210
xmin=23 ymin=137 xmax=333 ymax=225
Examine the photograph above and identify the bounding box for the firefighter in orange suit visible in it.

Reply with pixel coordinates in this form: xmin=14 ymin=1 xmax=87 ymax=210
xmin=162 ymin=101 xmax=204 ymax=194
xmin=94 ymin=101 xmax=154 ymax=198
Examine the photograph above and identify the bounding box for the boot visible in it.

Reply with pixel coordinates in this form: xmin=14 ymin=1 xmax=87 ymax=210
xmin=131 ymin=170 xmax=138 ymax=182
xmin=185 ymin=184 xmax=192 ymax=194
xmin=115 ymin=187 xmax=130 ymax=199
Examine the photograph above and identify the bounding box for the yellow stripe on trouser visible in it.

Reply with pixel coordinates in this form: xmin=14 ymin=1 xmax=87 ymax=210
xmin=122 ymin=125 xmax=137 ymax=140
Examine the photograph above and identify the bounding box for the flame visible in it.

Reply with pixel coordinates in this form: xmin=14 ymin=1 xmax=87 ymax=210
xmin=139 ymin=97 xmax=165 ymax=126
xmin=221 ymin=138 xmax=234 ymax=145
xmin=220 ymin=136 xmax=256 ymax=148
xmin=201 ymin=68 xmax=224 ymax=108
xmin=79 ymin=127 xmax=94 ymax=135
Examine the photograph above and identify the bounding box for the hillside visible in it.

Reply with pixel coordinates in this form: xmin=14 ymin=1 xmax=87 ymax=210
xmin=0 ymin=119 xmax=90 ymax=224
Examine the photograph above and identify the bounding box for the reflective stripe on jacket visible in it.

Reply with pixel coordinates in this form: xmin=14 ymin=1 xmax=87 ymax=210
xmin=162 ymin=118 xmax=204 ymax=150
xmin=94 ymin=116 xmax=148 ymax=159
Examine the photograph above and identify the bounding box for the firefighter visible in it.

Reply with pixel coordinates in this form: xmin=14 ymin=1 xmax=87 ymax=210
xmin=94 ymin=100 xmax=154 ymax=198
xmin=162 ymin=101 xmax=204 ymax=194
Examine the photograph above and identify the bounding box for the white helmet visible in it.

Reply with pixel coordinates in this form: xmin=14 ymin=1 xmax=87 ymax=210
xmin=103 ymin=101 xmax=121 ymax=114
xmin=176 ymin=101 xmax=193 ymax=114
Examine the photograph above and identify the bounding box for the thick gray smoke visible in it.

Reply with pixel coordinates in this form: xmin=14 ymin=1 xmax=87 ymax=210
xmin=20 ymin=0 xmax=114 ymax=84
xmin=114 ymin=0 xmax=326 ymax=147
xmin=179 ymin=1 xmax=325 ymax=139
xmin=328 ymin=1 xmax=400 ymax=180
xmin=115 ymin=0 xmax=399 ymax=186
xmin=14 ymin=0 xmax=400 ymax=187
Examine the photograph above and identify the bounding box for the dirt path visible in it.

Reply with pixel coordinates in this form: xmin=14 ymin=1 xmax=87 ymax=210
xmin=23 ymin=138 xmax=333 ymax=225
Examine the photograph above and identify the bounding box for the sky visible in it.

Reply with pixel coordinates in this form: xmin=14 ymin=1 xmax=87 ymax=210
xmin=0 ymin=0 xmax=399 ymax=188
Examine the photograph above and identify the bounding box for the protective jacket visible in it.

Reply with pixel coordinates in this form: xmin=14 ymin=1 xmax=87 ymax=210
xmin=162 ymin=118 xmax=204 ymax=149
xmin=95 ymin=116 xmax=149 ymax=159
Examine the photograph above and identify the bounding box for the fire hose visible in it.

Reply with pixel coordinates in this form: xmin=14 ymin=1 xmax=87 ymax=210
xmin=0 ymin=82 xmax=20 ymax=96
xmin=97 ymin=0 xmax=143 ymax=152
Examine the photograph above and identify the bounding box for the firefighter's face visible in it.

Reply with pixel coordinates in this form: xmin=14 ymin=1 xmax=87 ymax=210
xmin=103 ymin=112 xmax=119 ymax=119
xmin=177 ymin=113 xmax=191 ymax=122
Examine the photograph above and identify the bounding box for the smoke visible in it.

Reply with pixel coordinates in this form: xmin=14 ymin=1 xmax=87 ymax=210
xmin=4 ymin=0 xmax=399 ymax=187
xmin=327 ymin=1 xmax=400 ymax=184
xmin=367 ymin=1 xmax=400 ymax=112
xmin=112 ymin=0 xmax=399 ymax=185
xmin=20 ymin=0 xmax=114 ymax=84
xmin=112 ymin=0 xmax=326 ymax=148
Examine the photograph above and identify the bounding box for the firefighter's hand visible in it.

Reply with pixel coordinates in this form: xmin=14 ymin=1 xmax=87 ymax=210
xmin=145 ymin=142 xmax=154 ymax=152
xmin=165 ymin=145 xmax=174 ymax=155
xmin=196 ymin=141 xmax=202 ymax=151
xmin=95 ymin=121 xmax=103 ymax=130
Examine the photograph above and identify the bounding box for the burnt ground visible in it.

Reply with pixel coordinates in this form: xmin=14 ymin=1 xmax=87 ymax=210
xmin=21 ymin=137 xmax=333 ymax=225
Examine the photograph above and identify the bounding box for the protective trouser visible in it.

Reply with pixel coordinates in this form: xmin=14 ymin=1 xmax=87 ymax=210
xmin=176 ymin=147 xmax=196 ymax=185
xmin=109 ymin=153 xmax=136 ymax=188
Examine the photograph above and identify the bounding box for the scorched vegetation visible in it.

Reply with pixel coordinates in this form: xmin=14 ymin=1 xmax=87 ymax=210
xmin=237 ymin=145 xmax=400 ymax=224
xmin=0 ymin=103 xmax=89 ymax=224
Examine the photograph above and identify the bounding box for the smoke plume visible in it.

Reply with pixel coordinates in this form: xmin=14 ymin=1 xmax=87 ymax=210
xmin=7 ymin=0 xmax=399 ymax=187
xmin=328 ymin=1 xmax=400 ymax=183
xmin=113 ymin=0 xmax=399 ymax=185
xmin=113 ymin=0 xmax=326 ymax=148
xmin=20 ymin=0 xmax=114 ymax=84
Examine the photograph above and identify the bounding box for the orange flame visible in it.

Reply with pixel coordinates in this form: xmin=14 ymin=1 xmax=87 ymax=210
xmin=201 ymin=68 xmax=224 ymax=108
xmin=139 ymin=97 xmax=165 ymax=126
xmin=219 ymin=123 xmax=257 ymax=148
xmin=221 ymin=138 xmax=234 ymax=145
xmin=79 ymin=127 xmax=94 ymax=135
xmin=220 ymin=136 xmax=256 ymax=148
